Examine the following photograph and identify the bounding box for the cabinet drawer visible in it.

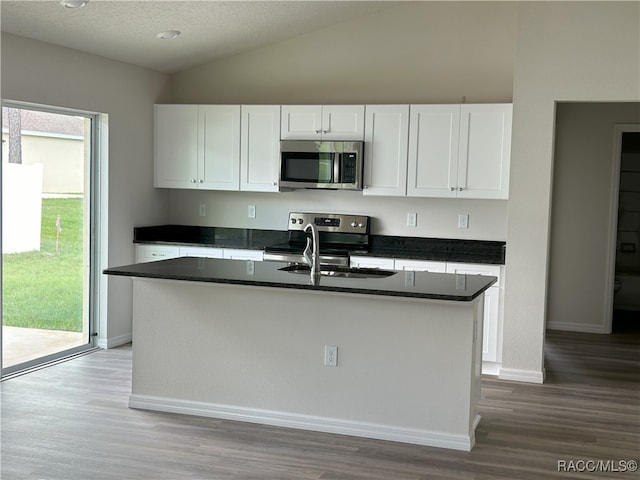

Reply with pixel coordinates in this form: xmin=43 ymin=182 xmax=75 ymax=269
xmin=394 ymin=259 xmax=447 ymax=273
xmin=179 ymin=246 xmax=224 ymax=258
xmin=135 ymin=245 xmax=181 ymax=263
xmin=349 ymin=256 xmax=395 ymax=270
xmin=222 ymin=249 xmax=264 ymax=261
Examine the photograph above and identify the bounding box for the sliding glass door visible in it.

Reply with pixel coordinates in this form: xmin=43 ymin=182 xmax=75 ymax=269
xmin=1 ymin=103 xmax=97 ymax=376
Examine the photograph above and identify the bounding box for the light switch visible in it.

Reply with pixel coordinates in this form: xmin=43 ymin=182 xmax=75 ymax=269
xmin=248 ymin=205 xmax=256 ymax=219
xmin=458 ymin=214 xmax=469 ymax=229
xmin=407 ymin=212 xmax=417 ymax=227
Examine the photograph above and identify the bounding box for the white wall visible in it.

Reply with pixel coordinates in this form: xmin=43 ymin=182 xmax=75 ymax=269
xmin=547 ymin=103 xmax=640 ymax=334
xmin=171 ymin=2 xmax=517 ymax=105
xmin=502 ymin=2 xmax=640 ymax=382
xmin=1 ymin=33 xmax=171 ymax=347
xmin=169 ymin=189 xmax=508 ymax=241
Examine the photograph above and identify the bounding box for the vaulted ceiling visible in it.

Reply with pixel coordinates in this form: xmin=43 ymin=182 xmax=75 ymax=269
xmin=1 ymin=1 xmax=396 ymax=73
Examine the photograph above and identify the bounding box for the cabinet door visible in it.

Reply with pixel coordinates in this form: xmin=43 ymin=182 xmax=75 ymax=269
xmin=393 ymin=259 xmax=447 ymax=273
xmin=457 ymin=104 xmax=512 ymax=200
xmin=280 ymin=106 xmax=323 ymax=140
xmin=407 ymin=105 xmax=460 ymax=198
xmin=199 ymin=105 xmax=241 ymax=190
xmin=363 ymin=105 xmax=410 ymax=196
xmin=241 ymin=105 xmax=281 ymax=192
xmin=445 ymin=262 xmax=501 ymax=364
xmin=322 ymin=105 xmax=365 ymax=140
xmin=154 ymin=105 xmax=199 ymax=188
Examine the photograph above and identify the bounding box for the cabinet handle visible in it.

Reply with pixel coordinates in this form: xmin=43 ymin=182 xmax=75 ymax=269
xmin=322 ymin=130 xmax=328 ymax=134
xmin=449 ymin=187 xmax=455 ymax=191
xmin=458 ymin=187 xmax=463 ymax=191
xmin=199 ymin=179 xmax=204 ymax=183
xmin=191 ymin=179 xmax=197 ymax=183
xmin=314 ymin=130 xmax=321 ymax=134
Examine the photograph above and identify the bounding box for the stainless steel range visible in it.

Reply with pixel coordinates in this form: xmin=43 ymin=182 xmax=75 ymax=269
xmin=263 ymin=212 xmax=370 ymax=266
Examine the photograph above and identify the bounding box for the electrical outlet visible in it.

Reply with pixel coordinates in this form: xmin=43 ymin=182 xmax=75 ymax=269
xmin=248 ymin=205 xmax=256 ymax=219
xmin=458 ymin=214 xmax=469 ymax=229
xmin=324 ymin=345 xmax=338 ymax=367
xmin=407 ymin=212 xmax=417 ymax=227
xmin=199 ymin=204 xmax=206 ymax=217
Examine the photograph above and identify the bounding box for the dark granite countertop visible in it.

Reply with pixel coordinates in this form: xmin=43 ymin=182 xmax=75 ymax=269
xmin=133 ymin=225 xmax=506 ymax=265
xmin=133 ymin=225 xmax=288 ymax=250
xmin=104 ymin=257 xmax=496 ymax=302
xmin=366 ymin=235 xmax=506 ymax=265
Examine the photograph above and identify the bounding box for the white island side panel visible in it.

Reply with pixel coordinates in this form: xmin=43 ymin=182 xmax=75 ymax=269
xmin=129 ymin=278 xmax=483 ymax=450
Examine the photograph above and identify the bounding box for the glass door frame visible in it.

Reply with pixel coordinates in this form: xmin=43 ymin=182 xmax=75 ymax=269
xmin=1 ymin=100 xmax=106 ymax=378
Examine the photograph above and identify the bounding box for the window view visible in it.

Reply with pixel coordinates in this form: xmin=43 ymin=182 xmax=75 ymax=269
xmin=2 ymin=105 xmax=94 ymax=373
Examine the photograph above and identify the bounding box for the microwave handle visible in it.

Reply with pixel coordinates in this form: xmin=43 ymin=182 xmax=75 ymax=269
xmin=334 ymin=153 xmax=341 ymax=183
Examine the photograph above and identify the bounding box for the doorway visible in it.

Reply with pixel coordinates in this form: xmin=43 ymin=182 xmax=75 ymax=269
xmin=1 ymin=103 xmax=98 ymax=376
xmin=612 ymin=129 xmax=640 ymax=332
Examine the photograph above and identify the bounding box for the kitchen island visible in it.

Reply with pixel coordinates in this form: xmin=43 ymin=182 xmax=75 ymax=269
xmin=104 ymin=257 xmax=496 ymax=451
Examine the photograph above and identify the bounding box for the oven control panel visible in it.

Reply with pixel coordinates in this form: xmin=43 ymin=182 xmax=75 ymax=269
xmin=288 ymin=212 xmax=369 ymax=233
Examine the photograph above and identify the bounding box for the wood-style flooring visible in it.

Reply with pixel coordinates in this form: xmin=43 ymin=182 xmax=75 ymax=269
xmin=1 ymin=325 xmax=638 ymax=480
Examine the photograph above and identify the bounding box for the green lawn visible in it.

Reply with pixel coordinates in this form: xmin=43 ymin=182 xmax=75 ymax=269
xmin=2 ymin=197 xmax=85 ymax=332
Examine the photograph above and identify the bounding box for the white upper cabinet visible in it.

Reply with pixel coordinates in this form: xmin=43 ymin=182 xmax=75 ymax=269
xmin=240 ymin=105 xmax=281 ymax=192
xmin=407 ymin=105 xmax=461 ymax=198
xmin=154 ymin=105 xmax=199 ymax=189
xmin=362 ymin=105 xmax=410 ymax=196
xmin=407 ymin=103 xmax=512 ymax=199
xmin=199 ymin=105 xmax=241 ymax=190
xmin=154 ymin=105 xmax=240 ymax=190
xmin=280 ymin=105 xmax=365 ymax=140
xmin=457 ymin=104 xmax=512 ymax=199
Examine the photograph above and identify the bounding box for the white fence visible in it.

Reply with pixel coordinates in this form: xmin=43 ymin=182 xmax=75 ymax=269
xmin=2 ymin=162 xmax=43 ymax=254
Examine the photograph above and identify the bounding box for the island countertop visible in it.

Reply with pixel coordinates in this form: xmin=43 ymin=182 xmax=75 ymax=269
xmin=104 ymin=257 xmax=497 ymax=302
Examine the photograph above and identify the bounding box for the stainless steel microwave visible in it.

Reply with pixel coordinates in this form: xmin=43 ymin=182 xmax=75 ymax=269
xmin=279 ymin=140 xmax=364 ymax=190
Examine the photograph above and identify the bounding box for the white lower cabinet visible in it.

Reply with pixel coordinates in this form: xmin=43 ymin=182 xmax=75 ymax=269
xmin=444 ymin=262 xmax=501 ymax=367
xmin=391 ymin=258 xmax=502 ymax=371
xmin=136 ymin=244 xmax=263 ymax=262
xmin=135 ymin=245 xmax=181 ymax=263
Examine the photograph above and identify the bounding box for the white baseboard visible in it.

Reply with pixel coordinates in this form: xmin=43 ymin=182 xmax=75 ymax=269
xmin=546 ymin=321 xmax=608 ymax=334
xmin=498 ymin=367 xmax=544 ymax=384
xmin=128 ymin=394 xmax=476 ymax=452
xmin=97 ymin=332 xmax=132 ymax=349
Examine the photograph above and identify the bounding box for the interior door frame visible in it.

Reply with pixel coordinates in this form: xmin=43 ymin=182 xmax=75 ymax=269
xmin=0 ymin=100 xmax=107 ymax=378
xmin=603 ymin=123 xmax=640 ymax=334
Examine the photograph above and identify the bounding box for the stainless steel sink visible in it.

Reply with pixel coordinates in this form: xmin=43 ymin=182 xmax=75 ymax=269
xmin=279 ymin=264 xmax=397 ymax=279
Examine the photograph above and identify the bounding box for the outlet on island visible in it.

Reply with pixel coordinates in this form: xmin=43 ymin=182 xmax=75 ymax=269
xmin=248 ymin=205 xmax=256 ymax=219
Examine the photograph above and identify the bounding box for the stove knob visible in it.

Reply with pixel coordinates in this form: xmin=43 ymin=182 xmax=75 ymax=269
xmin=358 ymin=223 xmax=364 ymax=228
xmin=350 ymin=222 xmax=357 ymax=228
xmin=290 ymin=218 xmax=297 ymax=224
xmin=297 ymin=218 xmax=304 ymax=224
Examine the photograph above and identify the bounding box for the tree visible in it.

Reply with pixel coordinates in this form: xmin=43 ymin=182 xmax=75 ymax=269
xmin=7 ymin=107 xmax=22 ymax=164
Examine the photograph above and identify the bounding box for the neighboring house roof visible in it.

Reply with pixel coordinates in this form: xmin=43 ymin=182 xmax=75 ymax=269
xmin=2 ymin=108 xmax=84 ymax=137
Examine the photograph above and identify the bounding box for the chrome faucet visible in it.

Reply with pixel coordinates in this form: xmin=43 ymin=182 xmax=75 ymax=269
xmin=303 ymin=222 xmax=321 ymax=277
